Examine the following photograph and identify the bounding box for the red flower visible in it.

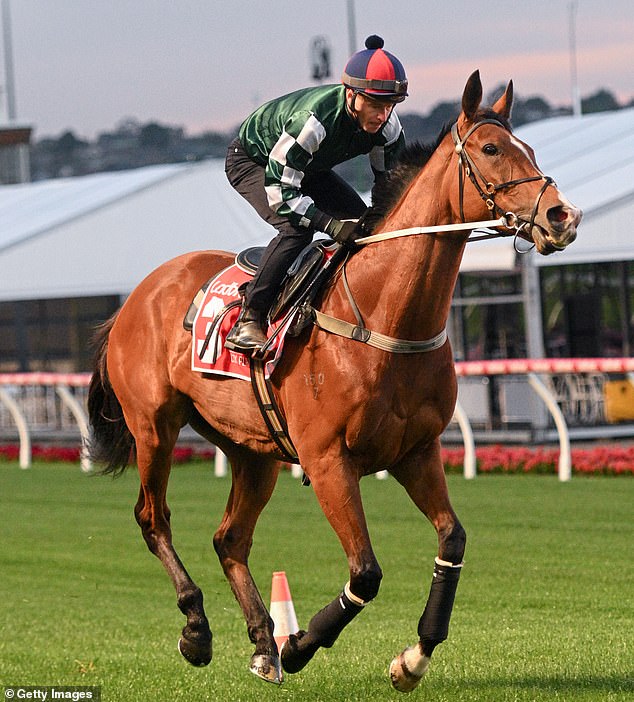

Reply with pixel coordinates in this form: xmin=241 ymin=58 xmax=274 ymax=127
xmin=0 ymin=442 xmax=632 ymax=476
xmin=442 ymin=444 xmax=634 ymax=476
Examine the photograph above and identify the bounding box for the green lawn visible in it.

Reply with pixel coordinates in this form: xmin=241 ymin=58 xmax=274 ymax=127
xmin=0 ymin=462 xmax=632 ymax=701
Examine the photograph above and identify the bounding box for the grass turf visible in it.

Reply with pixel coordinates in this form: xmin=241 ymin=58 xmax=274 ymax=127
xmin=0 ymin=462 xmax=632 ymax=701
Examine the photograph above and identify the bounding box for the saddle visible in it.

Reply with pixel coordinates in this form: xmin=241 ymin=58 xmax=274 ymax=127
xmin=183 ymin=239 xmax=347 ymax=464
xmin=183 ymin=239 xmax=343 ymax=334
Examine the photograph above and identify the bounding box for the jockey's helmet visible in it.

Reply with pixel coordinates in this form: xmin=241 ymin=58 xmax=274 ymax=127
xmin=342 ymin=35 xmax=408 ymax=103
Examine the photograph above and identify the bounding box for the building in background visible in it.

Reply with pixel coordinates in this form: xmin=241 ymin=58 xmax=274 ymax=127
xmin=0 ymin=125 xmax=31 ymax=183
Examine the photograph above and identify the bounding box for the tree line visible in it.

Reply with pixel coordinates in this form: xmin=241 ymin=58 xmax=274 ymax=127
xmin=29 ymin=86 xmax=629 ymax=188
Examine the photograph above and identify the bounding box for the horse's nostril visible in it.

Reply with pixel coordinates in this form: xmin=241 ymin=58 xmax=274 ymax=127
xmin=547 ymin=206 xmax=569 ymax=224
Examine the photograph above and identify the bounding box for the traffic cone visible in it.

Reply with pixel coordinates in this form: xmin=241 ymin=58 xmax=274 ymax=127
xmin=270 ymin=571 xmax=299 ymax=651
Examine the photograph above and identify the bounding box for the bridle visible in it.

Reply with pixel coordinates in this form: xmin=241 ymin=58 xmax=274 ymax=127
xmin=451 ymin=118 xmax=555 ymax=246
xmin=356 ymin=117 xmax=557 ymax=250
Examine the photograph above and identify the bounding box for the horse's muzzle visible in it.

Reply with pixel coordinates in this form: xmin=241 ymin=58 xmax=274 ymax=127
xmin=533 ymin=204 xmax=582 ymax=255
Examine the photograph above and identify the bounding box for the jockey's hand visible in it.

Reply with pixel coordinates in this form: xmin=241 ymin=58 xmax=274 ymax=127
xmin=312 ymin=211 xmax=361 ymax=246
xmin=324 ymin=218 xmax=360 ymax=246
xmin=329 ymin=219 xmax=360 ymax=245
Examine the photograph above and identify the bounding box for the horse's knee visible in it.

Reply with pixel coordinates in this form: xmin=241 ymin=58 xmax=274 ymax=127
xmin=349 ymin=562 xmax=383 ymax=603
xmin=439 ymin=520 xmax=466 ymax=565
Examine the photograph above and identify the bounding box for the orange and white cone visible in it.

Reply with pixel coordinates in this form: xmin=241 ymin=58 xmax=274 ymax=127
xmin=270 ymin=571 xmax=299 ymax=651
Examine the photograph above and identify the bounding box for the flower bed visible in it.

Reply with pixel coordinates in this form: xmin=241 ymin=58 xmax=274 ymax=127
xmin=0 ymin=444 xmax=216 ymax=464
xmin=1 ymin=443 xmax=633 ymax=476
xmin=442 ymin=445 xmax=634 ymax=476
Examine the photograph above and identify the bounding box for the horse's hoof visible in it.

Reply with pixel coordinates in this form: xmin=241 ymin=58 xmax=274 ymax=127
xmin=280 ymin=630 xmax=319 ymax=674
xmin=178 ymin=635 xmax=212 ymax=667
xmin=389 ymin=645 xmax=430 ymax=693
xmin=249 ymin=653 xmax=283 ymax=684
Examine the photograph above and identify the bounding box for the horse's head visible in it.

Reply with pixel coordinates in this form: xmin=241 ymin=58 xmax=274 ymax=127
xmin=452 ymin=70 xmax=582 ymax=255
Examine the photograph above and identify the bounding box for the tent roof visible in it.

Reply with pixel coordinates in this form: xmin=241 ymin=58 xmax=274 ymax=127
xmin=1 ymin=106 xmax=633 ymax=300
xmin=0 ymin=160 xmax=274 ymax=300
xmin=0 ymin=164 xmax=189 ymax=252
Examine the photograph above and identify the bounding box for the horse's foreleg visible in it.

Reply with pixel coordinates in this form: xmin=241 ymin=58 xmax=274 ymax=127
xmin=281 ymin=459 xmax=381 ymax=675
xmin=212 ymin=453 xmax=282 ymax=683
xmin=389 ymin=439 xmax=466 ymax=693
xmin=134 ymin=445 xmax=212 ymax=668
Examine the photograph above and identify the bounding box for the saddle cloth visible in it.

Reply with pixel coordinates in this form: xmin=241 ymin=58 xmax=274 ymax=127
xmin=190 ymin=263 xmax=293 ymax=380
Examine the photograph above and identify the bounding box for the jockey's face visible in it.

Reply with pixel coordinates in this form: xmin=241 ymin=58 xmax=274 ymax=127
xmin=346 ymin=89 xmax=395 ymax=133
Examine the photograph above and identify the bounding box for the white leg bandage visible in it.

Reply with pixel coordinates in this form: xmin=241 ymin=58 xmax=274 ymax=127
xmin=344 ymin=581 xmax=368 ymax=607
xmin=435 ymin=556 xmax=464 ymax=568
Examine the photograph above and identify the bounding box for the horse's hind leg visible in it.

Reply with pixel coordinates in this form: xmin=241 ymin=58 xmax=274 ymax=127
xmin=389 ymin=438 xmax=466 ymax=692
xmin=212 ymin=449 xmax=282 ymax=683
xmin=133 ymin=426 xmax=212 ymax=667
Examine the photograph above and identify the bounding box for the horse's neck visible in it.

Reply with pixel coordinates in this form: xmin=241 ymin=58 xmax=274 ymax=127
xmin=345 ymin=159 xmax=467 ymax=340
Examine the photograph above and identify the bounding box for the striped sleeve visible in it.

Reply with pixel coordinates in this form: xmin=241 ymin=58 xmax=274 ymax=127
xmin=369 ymin=110 xmax=405 ymax=173
xmin=264 ymin=111 xmax=326 ymax=228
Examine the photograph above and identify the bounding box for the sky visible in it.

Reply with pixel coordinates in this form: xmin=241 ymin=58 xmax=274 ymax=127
xmin=3 ymin=0 xmax=633 ymax=140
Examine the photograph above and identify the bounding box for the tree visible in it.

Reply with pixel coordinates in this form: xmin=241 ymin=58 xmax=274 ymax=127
xmin=581 ymin=89 xmax=620 ymax=114
xmin=512 ymin=96 xmax=553 ymax=126
xmin=139 ymin=122 xmax=173 ymax=150
xmin=56 ymin=131 xmax=87 ymax=158
xmin=28 ymin=86 xmax=630 ymax=181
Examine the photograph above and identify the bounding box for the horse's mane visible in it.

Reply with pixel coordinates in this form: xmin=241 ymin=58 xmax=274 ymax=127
xmin=363 ymin=108 xmax=511 ymax=234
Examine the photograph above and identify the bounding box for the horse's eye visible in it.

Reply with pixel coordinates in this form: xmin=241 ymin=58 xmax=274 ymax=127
xmin=483 ymin=143 xmax=498 ymax=156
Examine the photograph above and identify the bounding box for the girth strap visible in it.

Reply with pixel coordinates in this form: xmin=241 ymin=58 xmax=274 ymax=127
xmin=250 ymin=356 xmax=298 ymax=462
xmin=310 ymin=308 xmax=447 ymax=354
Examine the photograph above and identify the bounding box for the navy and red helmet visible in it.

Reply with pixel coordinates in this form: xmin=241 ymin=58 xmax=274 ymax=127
xmin=342 ymin=35 xmax=408 ymax=103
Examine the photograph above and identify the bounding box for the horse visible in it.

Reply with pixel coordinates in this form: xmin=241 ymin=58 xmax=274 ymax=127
xmin=87 ymin=71 xmax=581 ymax=692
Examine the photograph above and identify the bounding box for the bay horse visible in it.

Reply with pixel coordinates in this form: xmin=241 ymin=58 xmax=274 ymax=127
xmin=87 ymin=71 xmax=581 ymax=692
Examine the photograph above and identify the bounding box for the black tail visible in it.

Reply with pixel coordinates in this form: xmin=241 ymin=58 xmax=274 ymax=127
xmin=87 ymin=313 xmax=135 ymax=476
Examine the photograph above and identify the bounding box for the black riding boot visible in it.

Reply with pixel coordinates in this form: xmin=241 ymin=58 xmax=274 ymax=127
xmin=224 ymin=301 xmax=267 ymax=353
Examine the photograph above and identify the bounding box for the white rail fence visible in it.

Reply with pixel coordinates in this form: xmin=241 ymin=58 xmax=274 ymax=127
xmin=0 ymin=373 xmax=91 ymax=472
xmin=1 ymin=358 xmax=634 ymax=481
xmin=453 ymin=357 xmax=634 ymax=481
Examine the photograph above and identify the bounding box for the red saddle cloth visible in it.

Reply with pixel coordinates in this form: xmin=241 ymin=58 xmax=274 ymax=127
xmin=190 ymin=264 xmax=293 ymax=380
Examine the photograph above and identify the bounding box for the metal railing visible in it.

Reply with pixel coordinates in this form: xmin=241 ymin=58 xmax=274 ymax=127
xmin=2 ymin=359 xmax=634 ymax=481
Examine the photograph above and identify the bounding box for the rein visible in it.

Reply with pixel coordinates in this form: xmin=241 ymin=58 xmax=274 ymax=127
xmin=309 ymin=117 xmax=557 ymax=355
xmin=355 ymin=214 xmax=513 ymax=246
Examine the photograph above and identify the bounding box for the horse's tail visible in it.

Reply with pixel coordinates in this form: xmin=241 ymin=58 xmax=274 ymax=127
xmin=87 ymin=313 xmax=135 ymax=476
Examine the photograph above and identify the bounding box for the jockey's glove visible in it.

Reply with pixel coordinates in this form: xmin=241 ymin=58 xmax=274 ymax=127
xmin=312 ymin=212 xmax=360 ymax=247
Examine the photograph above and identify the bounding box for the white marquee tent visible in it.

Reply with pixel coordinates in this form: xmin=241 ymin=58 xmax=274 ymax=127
xmin=1 ymin=106 xmax=633 ymax=302
xmin=0 ymin=160 xmax=273 ymax=301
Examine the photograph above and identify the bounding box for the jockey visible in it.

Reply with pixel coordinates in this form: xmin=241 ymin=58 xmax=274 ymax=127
xmin=224 ymin=35 xmax=408 ymax=353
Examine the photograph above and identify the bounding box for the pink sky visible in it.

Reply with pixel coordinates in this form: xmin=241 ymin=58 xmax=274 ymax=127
xmin=406 ymin=40 xmax=634 ymax=113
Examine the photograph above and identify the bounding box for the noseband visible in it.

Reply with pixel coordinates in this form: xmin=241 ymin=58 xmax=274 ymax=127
xmin=451 ymin=119 xmax=555 ymax=244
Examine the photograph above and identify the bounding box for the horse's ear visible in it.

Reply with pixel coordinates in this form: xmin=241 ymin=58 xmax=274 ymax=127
xmin=461 ymin=70 xmax=483 ymax=120
xmin=492 ymin=80 xmax=514 ymax=120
